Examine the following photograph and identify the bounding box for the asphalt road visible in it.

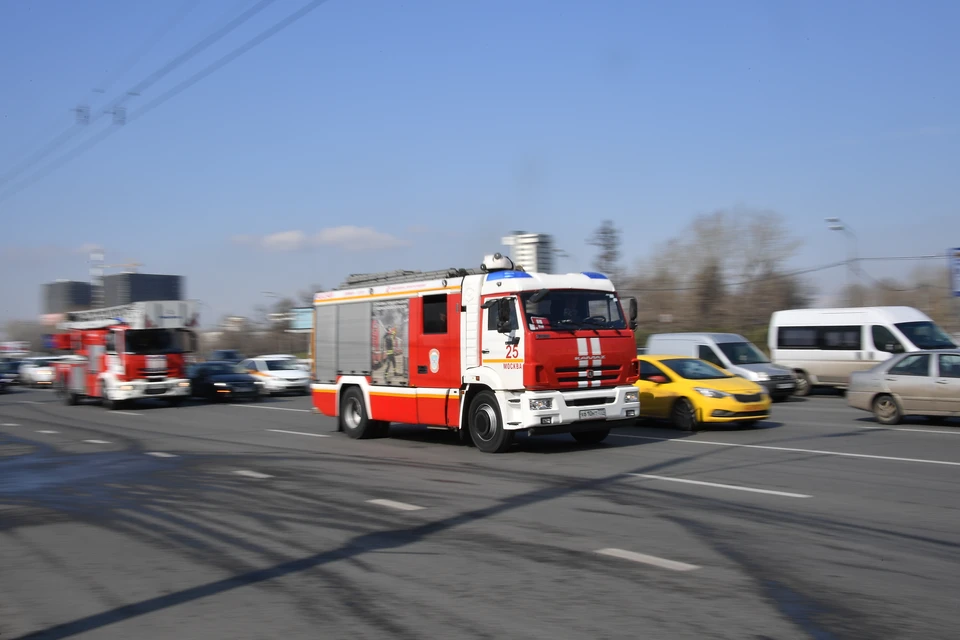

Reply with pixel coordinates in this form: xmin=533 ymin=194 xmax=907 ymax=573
xmin=1 ymin=387 xmax=959 ymax=640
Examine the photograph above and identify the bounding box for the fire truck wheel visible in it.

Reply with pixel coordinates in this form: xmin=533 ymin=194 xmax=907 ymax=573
xmin=468 ymin=391 xmax=513 ymax=453
xmin=340 ymin=387 xmax=375 ymax=439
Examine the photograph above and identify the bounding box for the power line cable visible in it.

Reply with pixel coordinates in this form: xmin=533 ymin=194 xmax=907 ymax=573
xmin=0 ymin=0 xmax=330 ymax=205
xmin=0 ymin=0 xmax=280 ymax=190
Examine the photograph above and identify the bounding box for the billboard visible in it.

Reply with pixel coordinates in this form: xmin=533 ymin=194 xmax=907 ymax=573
xmin=951 ymin=248 xmax=960 ymax=297
xmin=289 ymin=307 xmax=313 ymax=332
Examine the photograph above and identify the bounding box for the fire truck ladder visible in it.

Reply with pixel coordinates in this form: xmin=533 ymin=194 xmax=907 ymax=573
xmin=59 ymin=302 xmax=145 ymax=330
xmin=336 ymin=267 xmax=481 ymax=290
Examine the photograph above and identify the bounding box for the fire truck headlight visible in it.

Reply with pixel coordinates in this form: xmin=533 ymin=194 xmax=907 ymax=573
xmin=624 ymin=390 xmax=639 ymax=404
xmin=529 ymin=398 xmax=553 ymax=411
xmin=120 ymin=384 xmax=134 ymax=391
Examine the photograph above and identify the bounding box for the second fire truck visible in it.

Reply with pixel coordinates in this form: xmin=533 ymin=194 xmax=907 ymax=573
xmin=311 ymin=253 xmax=641 ymax=452
xmin=52 ymin=300 xmax=199 ymax=409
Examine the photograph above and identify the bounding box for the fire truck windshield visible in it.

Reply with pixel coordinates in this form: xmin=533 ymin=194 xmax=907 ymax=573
xmin=520 ymin=289 xmax=626 ymax=331
xmin=124 ymin=329 xmax=196 ymax=355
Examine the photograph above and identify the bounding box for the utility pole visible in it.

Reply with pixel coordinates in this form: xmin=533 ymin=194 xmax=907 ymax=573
xmin=825 ymin=218 xmax=859 ymax=305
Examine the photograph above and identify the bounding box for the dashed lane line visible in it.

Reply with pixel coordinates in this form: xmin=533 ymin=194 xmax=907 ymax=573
xmin=229 ymin=404 xmax=311 ymax=413
xmin=36 ymin=430 xmax=59 ymax=434
xmin=367 ymin=499 xmax=425 ymax=512
xmin=83 ymin=439 xmax=111 ymax=444
xmin=627 ymin=473 xmax=811 ymax=499
xmin=2 ymin=423 xmax=20 ymax=427
xmin=267 ymin=429 xmax=330 ymax=438
xmin=610 ymin=434 xmax=960 ymax=467
xmin=145 ymin=452 xmax=178 ymax=458
xmin=233 ymin=470 xmax=274 ymax=479
xmin=595 ymin=548 xmax=700 ymax=572
xmin=859 ymin=425 xmax=960 ymax=435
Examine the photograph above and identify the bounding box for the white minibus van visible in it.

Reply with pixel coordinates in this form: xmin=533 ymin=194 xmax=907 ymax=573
xmin=645 ymin=333 xmax=797 ymax=401
xmin=768 ymin=306 xmax=957 ymax=395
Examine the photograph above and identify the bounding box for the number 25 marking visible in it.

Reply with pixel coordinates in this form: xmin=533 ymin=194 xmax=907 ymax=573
xmin=506 ymin=345 xmax=519 ymax=359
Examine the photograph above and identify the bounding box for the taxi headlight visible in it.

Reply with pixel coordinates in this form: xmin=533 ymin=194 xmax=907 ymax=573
xmin=529 ymin=398 xmax=553 ymax=410
xmin=694 ymin=387 xmax=729 ymax=399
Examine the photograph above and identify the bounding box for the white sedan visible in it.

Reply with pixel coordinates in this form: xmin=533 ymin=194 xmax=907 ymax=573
xmin=240 ymin=355 xmax=310 ymax=395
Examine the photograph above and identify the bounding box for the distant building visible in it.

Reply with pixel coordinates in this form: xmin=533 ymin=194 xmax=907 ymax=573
xmin=102 ymin=273 xmax=183 ymax=307
xmin=221 ymin=316 xmax=248 ymax=332
xmin=501 ymin=231 xmax=555 ymax=273
xmin=43 ymin=280 xmax=93 ymax=314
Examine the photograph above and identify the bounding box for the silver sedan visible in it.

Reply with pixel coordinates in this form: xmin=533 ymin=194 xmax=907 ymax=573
xmin=847 ymin=349 xmax=960 ymax=424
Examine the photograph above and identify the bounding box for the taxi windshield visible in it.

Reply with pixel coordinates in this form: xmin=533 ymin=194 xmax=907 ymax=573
xmin=661 ymin=358 xmax=732 ymax=380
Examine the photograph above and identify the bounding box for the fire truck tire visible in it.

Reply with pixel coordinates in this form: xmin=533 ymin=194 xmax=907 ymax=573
xmin=572 ymin=429 xmax=610 ymax=445
xmin=340 ymin=387 xmax=376 ymax=439
xmin=468 ymin=391 xmax=513 ymax=453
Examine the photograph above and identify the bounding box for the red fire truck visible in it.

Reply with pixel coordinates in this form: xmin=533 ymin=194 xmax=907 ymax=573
xmin=311 ymin=253 xmax=641 ymax=453
xmin=52 ymin=300 xmax=200 ymax=409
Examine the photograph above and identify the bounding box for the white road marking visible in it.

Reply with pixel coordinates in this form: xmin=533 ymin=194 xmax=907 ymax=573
xmin=230 ymin=404 xmax=311 ymax=413
xmin=2 ymin=423 xmax=20 ymax=427
xmin=83 ymin=439 xmax=111 ymax=444
xmin=145 ymin=452 xmax=178 ymax=458
xmin=233 ymin=470 xmax=273 ymax=479
xmin=112 ymin=411 xmax=142 ymax=416
xmin=367 ymin=498 xmax=425 ymax=511
xmin=628 ymin=473 xmax=811 ymax=499
xmin=36 ymin=430 xmax=59 ymax=434
xmin=15 ymin=401 xmax=40 ymax=405
xmin=595 ymin=548 xmax=700 ymax=572
xmin=859 ymin=426 xmax=960 ymax=435
xmin=611 ymin=434 xmax=960 ymax=467
xmin=267 ymin=429 xmax=330 ymax=437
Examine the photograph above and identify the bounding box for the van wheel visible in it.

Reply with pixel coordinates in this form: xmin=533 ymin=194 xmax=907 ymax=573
xmin=872 ymin=394 xmax=902 ymax=425
xmin=340 ymin=387 xmax=375 ymax=439
xmin=468 ymin=390 xmax=513 ymax=453
xmin=793 ymin=371 xmax=811 ymax=397
xmin=671 ymin=399 xmax=698 ymax=432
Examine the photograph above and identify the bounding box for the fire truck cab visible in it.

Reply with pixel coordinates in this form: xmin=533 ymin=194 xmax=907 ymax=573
xmin=52 ymin=300 xmax=199 ymax=409
xmin=311 ymin=253 xmax=641 ymax=453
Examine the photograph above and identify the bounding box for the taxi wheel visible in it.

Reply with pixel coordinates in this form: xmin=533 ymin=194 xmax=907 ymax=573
xmin=671 ymin=398 xmax=698 ymax=432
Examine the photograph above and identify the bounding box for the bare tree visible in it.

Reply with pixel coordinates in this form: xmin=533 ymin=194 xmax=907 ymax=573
xmin=588 ymin=220 xmax=622 ymax=283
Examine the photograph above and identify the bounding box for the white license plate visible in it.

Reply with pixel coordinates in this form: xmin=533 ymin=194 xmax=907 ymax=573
xmin=777 ymin=383 xmax=793 ymax=389
xmin=579 ymin=408 xmax=606 ymax=420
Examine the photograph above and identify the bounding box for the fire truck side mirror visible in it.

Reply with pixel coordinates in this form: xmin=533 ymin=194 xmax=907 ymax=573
xmin=626 ymin=297 xmax=638 ymax=326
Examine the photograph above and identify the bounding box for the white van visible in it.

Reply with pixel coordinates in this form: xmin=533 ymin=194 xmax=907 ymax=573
xmin=645 ymin=333 xmax=798 ymax=401
xmin=768 ymin=306 xmax=957 ymax=395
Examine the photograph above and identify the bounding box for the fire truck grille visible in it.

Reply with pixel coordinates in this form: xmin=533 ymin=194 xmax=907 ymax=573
xmin=554 ymin=364 xmax=621 ymax=387
xmin=139 ymin=368 xmax=168 ymax=382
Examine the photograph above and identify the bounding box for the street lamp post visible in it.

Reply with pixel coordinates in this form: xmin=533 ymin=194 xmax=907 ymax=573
xmin=825 ymin=218 xmax=859 ymax=304
xmin=262 ymin=291 xmax=282 ymax=352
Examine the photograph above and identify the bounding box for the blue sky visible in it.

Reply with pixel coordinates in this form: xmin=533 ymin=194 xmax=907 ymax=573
xmin=1 ymin=0 xmax=958 ymax=326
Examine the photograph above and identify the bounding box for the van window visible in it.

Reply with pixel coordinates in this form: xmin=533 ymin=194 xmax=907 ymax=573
xmin=894 ymin=321 xmax=957 ymax=350
xmin=717 ymin=341 xmax=769 ymax=365
xmin=871 ymin=326 xmax=903 ymax=354
xmin=778 ymin=327 xmax=818 ymax=349
xmin=698 ymin=345 xmax=724 ymax=368
xmin=821 ymin=326 xmax=861 ymax=350
xmin=889 ymin=354 xmax=930 ymax=377
xmin=423 ymin=294 xmax=448 ymax=334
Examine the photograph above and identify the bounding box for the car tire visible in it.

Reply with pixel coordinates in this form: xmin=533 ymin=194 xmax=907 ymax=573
xmin=671 ymin=398 xmax=698 ymax=432
xmin=339 ymin=387 xmax=376 ymax=439
xmin=872 ymin=394 xmax=902 ymax=425
xmin=793 ymin=371 xmax=811 ymax=397
xmin=572 ymin=429 xmax=610 ymax=446
xmin=468 ymin=390 xmax=513 ymax=453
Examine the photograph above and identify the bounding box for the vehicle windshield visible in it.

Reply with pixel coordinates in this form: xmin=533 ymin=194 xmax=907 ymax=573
xmin=661 ymin=358 xmax=733 ymax=380
xmin=265 ymin=358 xmax=300 ymax=371
xmin=895 ymin=321 xmax=957 ymax=350
xmin=125 ymin=329 xmax=181 ymax=355
xmin=520 ymin=289 xmax=626 ymax=330
xmin=205 ymin=363 xmax=246 ymax=375
xmin=717 ymin=341 xmax=769 ymax=365
xmin=30 ymin=359 xmax=53 ymax=367
xmin=213 ymin=350 xmax=241 ymax=360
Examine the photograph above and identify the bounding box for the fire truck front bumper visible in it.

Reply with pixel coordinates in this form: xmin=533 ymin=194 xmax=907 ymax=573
xmin=502 ymin=386 xmax=640 ymax=433
xmin=112 ymin=379 xmax=192 ymax=400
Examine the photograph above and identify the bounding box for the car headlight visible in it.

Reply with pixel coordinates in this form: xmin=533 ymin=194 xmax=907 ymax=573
xmin=529 ymin=398 xmax=553 ymax=410
xmin=214 ymin=382 xmax=228 ymax=387
xmin=694 ymin=387 xmax=730 ymax=399
xmin=178 ymin=382 xmax=190 ymax=387
xmin=120 ymin=384 xmax=134 ymax=391
xmin=755 ymin=372 xmax=770 ymax=381
xmin=624 ymin=390 xmax=639 ymax=403
xmin=254 ymin=380 xmax=264 ymax=386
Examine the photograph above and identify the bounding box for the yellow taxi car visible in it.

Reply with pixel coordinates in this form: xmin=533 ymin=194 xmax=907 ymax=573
xmin=635 ymin=355 xmax=771 ymax=431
